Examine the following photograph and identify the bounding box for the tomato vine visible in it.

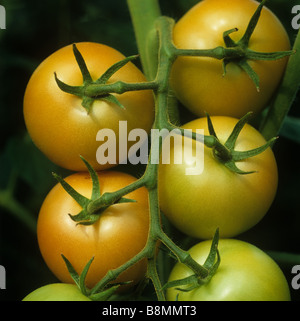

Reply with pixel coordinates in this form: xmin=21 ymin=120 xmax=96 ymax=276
xmin=35 ymin=0 xmax=299 ymax=301
xmin=11 ymin=0 xmax=300 ymax=301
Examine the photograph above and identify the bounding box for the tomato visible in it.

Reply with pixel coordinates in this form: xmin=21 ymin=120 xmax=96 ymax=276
xmin=23 ymin=42 xmax=154 ymax=171
xmin=158 ymin=116 xmax=278 ymax=239
xmin=22 ymin=283 xmax=91 ymax=301
xmin=166 ymin=239 xmax=291 ymax=301
xmin=171 ymin=0 xmax=290 ymax=118
xmin=37 ymin=170 xmax=149 ymax=289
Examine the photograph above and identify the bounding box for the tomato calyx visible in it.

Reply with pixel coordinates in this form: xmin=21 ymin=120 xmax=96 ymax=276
xmin=221 ymin=0 xmax=294 ymax=91
xmin=52 ymin=156 xmax=137 ymax=225
xmin=61 ymin=254 xmax=129 ymax=301
xmin=205 ymin=112 xmax=277 ymax=175
xmin=163 ymin=229 xmax=220 ymax=294
xmin=54 ymin=44 xmax=157 ymax=113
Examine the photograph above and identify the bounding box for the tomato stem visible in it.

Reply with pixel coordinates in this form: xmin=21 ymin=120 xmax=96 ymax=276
xmin=54 ymin=0 xmax=295 ymax=300
xmin=127 ymin=0 xmax=161 ymax=80
xmin=260 ymin=29 xmax=300 ymax=140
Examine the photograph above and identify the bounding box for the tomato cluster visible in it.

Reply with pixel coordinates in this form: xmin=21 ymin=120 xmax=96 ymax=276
xmin=23 ymin=43 xmax=154 ymax=300
xmin=22 ymin=0 xmax=293 ymax=301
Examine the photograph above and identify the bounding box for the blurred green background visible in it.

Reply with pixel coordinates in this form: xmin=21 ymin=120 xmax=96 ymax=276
xmin=0 ymin=0 xmax=299 ymax=301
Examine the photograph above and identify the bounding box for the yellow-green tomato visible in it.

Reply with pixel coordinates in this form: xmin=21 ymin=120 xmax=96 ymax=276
xmin=167 ymin=239 xmax=291 ymax=301
xmin=22 ymin=283 xmax=91 ymax=301
xmin=158 ymin=116 xmax=278 ymax=239
xmin=171 ymin=0 xmax=290 ymax=118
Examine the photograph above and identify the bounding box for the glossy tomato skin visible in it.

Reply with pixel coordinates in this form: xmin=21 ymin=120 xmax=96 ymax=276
xmin=24 ymin=42 xmax=154 ymax=171
xmin=37 ymin=171 xmax=149 ymax=289
xmin=167 ymin=239 xmax=291 ymax=301
xmin=158 ymin=116 xmax=278 ymax=239
xmin=171 ymin=0 xmax=290 ymax=118
xmin=22 ymin=283 xmax=91 ymax=301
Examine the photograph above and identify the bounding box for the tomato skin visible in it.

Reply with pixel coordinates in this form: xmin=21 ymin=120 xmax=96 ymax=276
xmin=167 ymin=239 xmax=291 ymax=301
xmin=23 ymin=42 xmax=154 ymax=171
xmin=158 ymin=116 xmax=278 ymax=239
xmin=171 ymin=0 xmax=290 ymax=118
xmin=22 ymin=283 xmax=91 ymax=301
xmin=37 ymin=171 xmax=149 ymax=289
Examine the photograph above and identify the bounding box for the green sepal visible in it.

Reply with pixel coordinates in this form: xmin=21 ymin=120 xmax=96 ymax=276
xmin=61 ymin=254 xmax=94 ymax=297
xmin=89 ymin=285 xmax=120 ymax=301
xmin=102 ymin=94 xmax=126 ymax=110
xmin=81 ymin=96 xmax=95 ymax=113
xmin=54 ymin=45 xmax=138 ymax=113
xmin=61 ymin=254 xmax=81 ymax=288
xmin=52 ymin=172 xmax=89 ymax=208
xmin=219 ymin=0 xmax=294 ymax=91
xmin=162 ymin=229 xmax=220 ymax=293
xmin=245 ymin=49 xmax=296 ymax=61
xmin=205 ymin=112 xmax=218 ymax=138
xmin=79 ymin=155 xmax=101 ymax=200
xmin=223 ymin=28 xmax=238 ymax=48
xmin=54 ymin=72 xmax=83 ymax=97
xmin=203 ymin=228 xmax=220 ymax=271
xmin=224 ymin=160 xmax=256 ymax=175
xmin=231 ymin=136 xmax=278 ymax=161
xmin=238 ymin=0 xmax=266 ymax=48
xmin=117 ymin=197 xmax=137 ymax=204
xmin=68 ymin=210 xmax=101 ymax=226
xmin=162 ymin=274 xmax=198 ymax=291
xmin=61 ymin=253 xmax=121 ymax=301
xmin=239 ymin=59 xmax=260 ymax=91
xmin=72 ymin=43 xmax=93 ymax=84
xmin=224 ymin=112 xmax=253 ymax=149
xmin=96 ymin=55 xmax=138 ymax=84
xmin=203 ymin=113 xmax=278 ymax=175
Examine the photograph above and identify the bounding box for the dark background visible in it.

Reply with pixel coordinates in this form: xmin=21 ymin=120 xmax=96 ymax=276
xmin=0 ymin=0 xmax=299 ymax=301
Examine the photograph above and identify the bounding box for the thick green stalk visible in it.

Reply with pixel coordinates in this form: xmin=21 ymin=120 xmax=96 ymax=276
xmin=260 ymin=29 xmax=300 ymax=140
xmin=127 ymin=0 xmax=161 ymax=80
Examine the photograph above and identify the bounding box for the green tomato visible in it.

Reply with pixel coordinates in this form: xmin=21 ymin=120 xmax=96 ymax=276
xmin=167 ymin=239 xmax=291 ymax=301
xmin=22 ymin=283 xmax=91 ymax=301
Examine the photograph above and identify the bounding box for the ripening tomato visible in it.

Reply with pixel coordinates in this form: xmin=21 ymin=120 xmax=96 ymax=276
xmin=23 ymin=42 xmax=154 ymax=171
xmin=171 ymin=0 xmax=290 ymax=118
xmin=37 ymin=170 xmax=149 ymax=289
xmin=166 ymin=239 xmax=291 ymax=301
xmin=158 ymin=116 xmax=278 ymax=239
xmin=22 ymin=283 xmax=91 ymax=301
